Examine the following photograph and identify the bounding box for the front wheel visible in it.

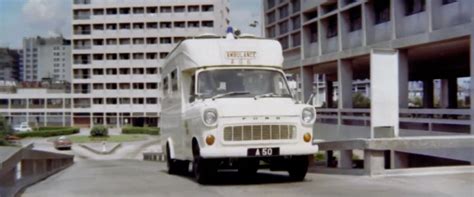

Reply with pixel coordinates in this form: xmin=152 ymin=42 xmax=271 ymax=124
xmin=166 ymin=144 xmax=179 ymax=174
xmin=288 ymin=155 xmax=309 ymax=181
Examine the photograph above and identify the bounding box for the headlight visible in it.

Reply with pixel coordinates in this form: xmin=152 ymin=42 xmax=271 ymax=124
xmin=301 ymin=107 xmax=315 ymax=124
xmin=203 ymin=108 xmax=218 ymax=126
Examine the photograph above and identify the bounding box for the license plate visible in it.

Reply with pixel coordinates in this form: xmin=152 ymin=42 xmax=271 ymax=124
xmin=247 ymin=147 xmax=279 ymax=156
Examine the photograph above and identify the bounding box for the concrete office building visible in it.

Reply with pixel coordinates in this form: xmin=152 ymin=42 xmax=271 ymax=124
xmin=264 ymin=0 xmax=473 ymax=165
xmin=0 ymin=48 xmax=20 ymax=82
xmin=22 ymin=36 xmax=72 ymax=82
xmin=71 ymin=0 xmax=229 ymax=127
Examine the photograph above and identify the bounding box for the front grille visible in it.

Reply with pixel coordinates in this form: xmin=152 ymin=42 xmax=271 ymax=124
xmin=223 ymin=125 xmax=296 ymax=141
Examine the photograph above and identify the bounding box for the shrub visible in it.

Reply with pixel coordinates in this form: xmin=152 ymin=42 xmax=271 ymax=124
xmin=122 ymin=126 xmax=160 ymax=135
xmin=0 ymin=115 xmax=12 ymax=136
xmin=90 ymin=125 xmax=109 ymax=137
xmin=15 ymin=127 xmax=79 ymax=138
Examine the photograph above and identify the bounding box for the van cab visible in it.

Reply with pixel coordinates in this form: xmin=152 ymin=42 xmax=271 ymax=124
xmin=160 ymin=33 xmax=318 ymax=183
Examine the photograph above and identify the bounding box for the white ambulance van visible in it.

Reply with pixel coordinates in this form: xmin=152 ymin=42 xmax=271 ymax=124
xmin=160 ymin=32 xmax=318 ymax=183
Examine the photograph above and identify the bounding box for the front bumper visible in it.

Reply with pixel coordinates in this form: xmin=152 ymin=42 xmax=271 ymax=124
xmin=200 ymin=143 xmax=319 ymax=158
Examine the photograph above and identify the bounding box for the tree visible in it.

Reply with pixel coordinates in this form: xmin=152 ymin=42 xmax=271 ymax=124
xmin=352 ymin=92 xmax=370 ymax=108
xmin=0 ymin=115 xmax=12 ymax=146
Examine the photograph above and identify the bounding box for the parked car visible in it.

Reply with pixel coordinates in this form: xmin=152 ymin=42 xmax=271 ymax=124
xmin=54 ymin=136 xmax=72 ymax=150
xmin=13 ymin=122 xmax=32 ymax=132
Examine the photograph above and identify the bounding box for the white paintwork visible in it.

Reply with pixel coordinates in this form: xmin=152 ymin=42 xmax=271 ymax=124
xmin=160 ymin=37 xmax=318 ymax=161
xmin=370 ymin=49 xmax=400 ymax=138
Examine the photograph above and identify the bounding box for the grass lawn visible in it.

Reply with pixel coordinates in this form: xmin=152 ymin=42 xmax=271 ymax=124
xmin=68 ymin=135 xmax=147 ymax=143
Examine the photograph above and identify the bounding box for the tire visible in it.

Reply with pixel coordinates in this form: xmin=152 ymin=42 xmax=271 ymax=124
xmin=288 ymin=155 xmax=309 ymax=181
xmin=238 ymin=159 xmax=259 ymax=176
xmin=166 ymin=144 xmax=179 ymax=175
xmin=192 ymin=143 xmax=216 ymax=184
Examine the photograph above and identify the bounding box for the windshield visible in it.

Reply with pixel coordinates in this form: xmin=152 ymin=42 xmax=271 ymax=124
xmin=197 ymin=69 xmax=292 ymax=99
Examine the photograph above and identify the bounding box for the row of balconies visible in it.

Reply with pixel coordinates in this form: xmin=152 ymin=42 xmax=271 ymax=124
xmin=73 ymin=4 xmax=214 ymax=18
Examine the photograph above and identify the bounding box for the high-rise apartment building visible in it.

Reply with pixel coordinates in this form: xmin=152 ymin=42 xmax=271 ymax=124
xmin=22 ymin=36 xmax=72 ymax=82
xmin=71 ymin=0 xmax=229 ymax=127
xmin=0 ymin=48 xmax=20 ymax=82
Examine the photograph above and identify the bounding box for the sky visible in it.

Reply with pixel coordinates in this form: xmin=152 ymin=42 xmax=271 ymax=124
xmin=0 ymin=0 xmax=262 ymax=49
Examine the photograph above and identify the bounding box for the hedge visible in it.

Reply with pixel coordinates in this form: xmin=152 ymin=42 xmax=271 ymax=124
xmin=15 ymin=127 xmax=80 ymax=138
xmin=90 ymin=125 xmax=109 ymax=137
xmin=122 ymin=126 xmax=160 ymax=135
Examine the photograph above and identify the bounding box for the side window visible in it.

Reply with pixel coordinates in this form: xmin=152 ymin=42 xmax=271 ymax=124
xmin=163 ymin=76 xmax=169 ymax=95
xmin=189 ymin=74 xmax=196 ymax=103
xmin=171 ymin=69 xmax=178 ymax=91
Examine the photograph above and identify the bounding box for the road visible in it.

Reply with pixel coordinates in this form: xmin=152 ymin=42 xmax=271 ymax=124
xmin=22 ymin=160 xmax=474 ymax=197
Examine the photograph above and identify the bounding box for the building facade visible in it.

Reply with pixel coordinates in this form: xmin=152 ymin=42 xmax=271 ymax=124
xmin=22 ymin=36 xmax=72 ymax=82
xmin=71 ymin=0 xmax=229 ymax=127
xmin=0 ymin=48 xmax=20 ymax=82
xmin=264 ymin=0 xmax=473 ymax=164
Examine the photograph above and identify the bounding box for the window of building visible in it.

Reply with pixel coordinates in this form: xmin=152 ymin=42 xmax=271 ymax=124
xmin=146 ymin=53 xmax=158 ymax=60
xmin=160 ymin=6 xmax=172 ymax=13
xmin=442 ymin=0 xmax=457 ymax=4
xmin=146 ymin=7 xmax=158 ymax=14
xmin=146 ymin=37 xmax=157 ymax=44
xmin=146 ymin=83 xmax=158 ymax=89
xmin=106 ymin=8 xmax=117 ymax=15
xmin=93 ymin=98 xmax=103 ymax=104
xmin=267 ymin=11 xmax=276 ymax=24
xmin=202 ymin=21 xmax=214 ymax=28
xmin=119 ymin=83 xmax=130 ymax=89
xmin=133 ymin=53 xmax=144 ymax=60
xmin=267 ymin=26 xmax=276 ymax=38
xmin=119 ymin=68 xmax=130 ymax=75
xmin=133 ymin=23 xmax=144 ymax=29
xmin=106 ymin=98 xmax=118 ymax=104
xmin=133 ymin=68 xmax=145 ymax=75
xmin=348 ymin=8 xmax=362 ymax=32
xmin=93 ymin=9 xmax=104 ymax=15
xmin=119 ymin=53 xmax=130 ymax=60
xmin=160 ymin=37 xmax=172 ymax=44
xmin=93 ymin=24 xmax=104 ymax=30
xmin=119 ymin=8 xmax=130 ymax=14
xmin=267 ymin=0 xmax=276 ymax=9
xmin=93 ymin=54 xmax=104 ymax=60
xmin=188 ymin=21 xmax=200 ymax=28
xmin=133 ymin=38 xmax=145 ymax=45
xmin=133 ymin=83 xmax=145 ymax=89
xmin=160 ymin=52 xmax=169 ymax=59
xmin=279 ymin=36 xmax=289 ymax=50
xmin=174 ymin=21 xmax=186 ymax=28
xmin=106 ymin=83 xmax=117 ymax=89
xmin=405 ymin=0 xmax=425 ymax=16
xmin=133 ymin=7 xmax=145 ymax=14
xmin=292 ymin=32 xmax=301 ymax=47
xmin=279 ymin=21 xmax=288 ymax=34
xmin=119 ymin=23 xmax=131 ymax=30
xmin=106 ymin=68 xmax=117 ymax=75
xmin=106 ymin=23 xmax=117 ymax=30
xmin=163 ymin=77 xmax=169 ymax=94
xmin=93 ymin=69 xmax=104 ymax=75
xmin=146 ymin=22 xmax=158 ymax=29
xmin=93 ymin=83 xmax=104 ymax=90
xmin=146 ymin=68 xmax=158 ymax=74
xmin=374 ymin=0 xmax=390 ymax=24
xmin=326 ymin=16 xmax=338 ymax=38
xmin=279 ymin=5 xmax=289 ymax=19
xmin=133 ymin=98 xmax=144 ymax=104
xmin=160 ymin=22 xmax=172 ymax=28
xmin=292 ymin=16 xmax=301 ymax=30
xmin=174 ymin=37 xmax=185 ymax=43
xmin=146 ymin=98 xmax=157 ymax=104
xmin=119 ymin=38 xmax=131 ymax=45
xmin=291 ymin=0 xmax=300 ymax=13
xmin=120 ymin=98 xmax=130 ymax=104
xmin=174 ymin=6 xmax=185 ymax=13
xmin=188 ymin=5 xmax=199 ymax=12
xmin=106 ymin=54 xmax=117 ymax=60
xmin=202 ymin=5 xmax=214 ymax=12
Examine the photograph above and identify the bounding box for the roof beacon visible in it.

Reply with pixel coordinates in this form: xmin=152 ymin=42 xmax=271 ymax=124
xmin=226 ymin=26 xmax=235 ymax=40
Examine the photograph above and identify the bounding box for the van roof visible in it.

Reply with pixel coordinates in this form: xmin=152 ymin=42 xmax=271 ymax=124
xmin=162 ymin=37 xmax=284 ymax=75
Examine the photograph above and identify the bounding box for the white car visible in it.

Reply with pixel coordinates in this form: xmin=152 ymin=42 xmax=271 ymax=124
xmin=13 ymin=123 xmax=32 ymax=132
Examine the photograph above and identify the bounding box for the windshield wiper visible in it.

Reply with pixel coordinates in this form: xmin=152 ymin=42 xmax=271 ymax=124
xmin=211 ymin=91 xmax=250 ymax=100
xmin=254 ymin=93 xmax=278 ymax=99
